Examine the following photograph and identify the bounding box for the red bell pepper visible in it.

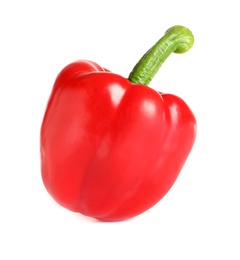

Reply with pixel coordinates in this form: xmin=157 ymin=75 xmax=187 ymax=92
xmin=40 ymin=25 xmax=197 ymax=221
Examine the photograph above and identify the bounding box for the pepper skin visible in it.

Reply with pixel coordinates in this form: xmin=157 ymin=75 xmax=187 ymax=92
xmin=40 ymin=26 xmax=197 ymax=221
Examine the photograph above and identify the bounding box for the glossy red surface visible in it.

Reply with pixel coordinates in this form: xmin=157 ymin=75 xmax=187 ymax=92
xmin=40 ymin=60 xmax=196 ymax=221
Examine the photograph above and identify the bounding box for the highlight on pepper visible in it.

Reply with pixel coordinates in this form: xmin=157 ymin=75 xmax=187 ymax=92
xmin=40 ymin=25 xmax=196 ymax=222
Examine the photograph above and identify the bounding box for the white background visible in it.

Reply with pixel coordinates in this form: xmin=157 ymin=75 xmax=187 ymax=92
xmin=1 ymin=0 xmax=239 ymax=259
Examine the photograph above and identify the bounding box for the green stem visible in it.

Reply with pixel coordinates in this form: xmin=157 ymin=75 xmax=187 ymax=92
xmin=128 ymin=25 xmax=194 ymax=85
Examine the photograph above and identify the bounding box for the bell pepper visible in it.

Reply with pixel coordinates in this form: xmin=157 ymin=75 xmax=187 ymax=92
xmin=40 ymin=25 xmax=197 ymax=222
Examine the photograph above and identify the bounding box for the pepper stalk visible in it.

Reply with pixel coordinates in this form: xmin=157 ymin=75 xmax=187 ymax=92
xmin=128 ymin=25 xmax=194 ymax=85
